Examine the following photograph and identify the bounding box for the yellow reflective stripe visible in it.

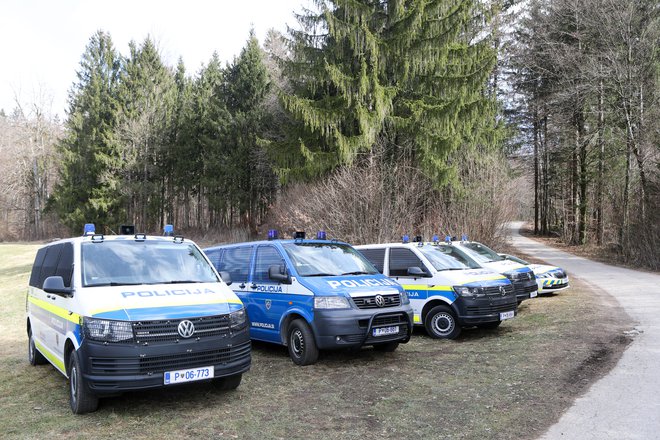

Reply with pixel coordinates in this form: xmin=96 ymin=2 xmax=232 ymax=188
xmin=89 ymin=297 xmax=244 ymax=317
xmin=428 ymin=285 xmax=454 ymax=292
xmin=400 ymin=284 xmax=452 ymax=291
xmin=461 ymin=275 xmax=507 ymax=283
xmin=35 ymin=340 xmax=65 ymax=372
xmin=28 ymin=296 xmax=80 ymax=324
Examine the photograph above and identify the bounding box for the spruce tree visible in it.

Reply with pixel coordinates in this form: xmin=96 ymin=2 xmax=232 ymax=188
xmin=279 ymin=0 xmax=499 ymax=183
xmin=52 ymin=30 xmax=122 ymax=233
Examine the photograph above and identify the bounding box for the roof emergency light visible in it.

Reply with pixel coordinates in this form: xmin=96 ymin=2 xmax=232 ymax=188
xmin=120 ymin=225 xmax=135 ymax=235
xmin=432 ymin=235 xmax=439 ymax=243
xmin=317 ymin=230 xmax=327 ymax=240
xmin=163 ymin=224 xmax=174 ymax=236
xmin=83 ymin=223 xmax=95 ymax=236
xmin=461 ymin=233 xmax=468 ymax=241
xmin=293 ymin=231 xmax=306 ymax=239
xmin=268 ymin=229 xmax=279 ymax=240
xmin=402 ymin=235 xmax=410 ymax=244
xmin=413 ymin=235 xmax=423 ymax=243
xmin=445 ymin=235 xmax=452 ymax=244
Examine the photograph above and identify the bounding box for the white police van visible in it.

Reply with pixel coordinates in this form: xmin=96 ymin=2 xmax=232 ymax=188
xmin=451 ymin=236 xmax=538 ymax=304
xmin=499 ymin=254 xmax=570 ymax=294
xmin=356 ymin=237 xmax=518 ymax=339
xmin=204 ymin=231 xmax=414 ymax=366
xmin=26 ymin=224 xmax=250 ymax=414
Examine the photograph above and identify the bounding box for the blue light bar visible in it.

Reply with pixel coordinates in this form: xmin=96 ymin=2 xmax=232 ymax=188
xmin=461 ymin=233 xmax=468 ymax=241
xmin=83 ymin=223 xmax=95 ymax=236
xmin=402 ymin=235 xmax=410 ymax=243
xmin=432 ymin=235 xmax=439 ymax=243
xmin=163 ymin=224 xmax=174 ymax=236
xmin=268 ymin=229 xmax=278 ymax=240
xmin=445 ymin=235 xmax=452 ymax=244
xmin=317 ymin=230 xmax=327 ymax=240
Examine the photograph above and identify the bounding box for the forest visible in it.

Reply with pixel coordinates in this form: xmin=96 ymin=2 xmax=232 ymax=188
xmin=0 ymin=0 xmax=658 ymax=269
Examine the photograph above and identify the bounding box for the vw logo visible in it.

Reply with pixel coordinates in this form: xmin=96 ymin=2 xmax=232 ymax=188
xmin=499 ymin=286 xmax=506 ymax=295
xmin=265 ymin=299 xmax=272 ymax=310
xmin=177 ymin=320 xmax=195 ymax=338
xmin=374 ymin=295 xmax=385 ymax=308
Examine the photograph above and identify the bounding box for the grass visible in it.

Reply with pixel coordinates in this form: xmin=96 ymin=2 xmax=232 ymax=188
xmin=0 ymin=243 xmax=633 ymax=440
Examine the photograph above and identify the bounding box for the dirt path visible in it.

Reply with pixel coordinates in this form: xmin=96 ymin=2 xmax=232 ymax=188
xmin=508 ymin=221 xmax=660 ymax=440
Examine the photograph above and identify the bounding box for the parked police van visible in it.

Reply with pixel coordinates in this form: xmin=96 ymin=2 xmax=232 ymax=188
xmin=499 ymin=254 xmax=570 ymax=294
xmin=26 ymin=224 xmax=250 ymax=414
xmin=356 ymin=237 xmax=518 ymax=339
xmin=204 ymin=231 xmax=414 ymax=366
xmin=451 ymin=237 xmax=538 ymax=304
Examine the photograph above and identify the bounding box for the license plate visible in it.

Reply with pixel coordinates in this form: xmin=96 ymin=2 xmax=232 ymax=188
xmin=530 ymin=290 xmax=538 ymax=298
xmin=500 ymin=310 xmax=515 ymax=320
xmin=164 ymin=366 xmax=214 ymax=385
xmin=373 ymin=326 xmax=399 ymax=337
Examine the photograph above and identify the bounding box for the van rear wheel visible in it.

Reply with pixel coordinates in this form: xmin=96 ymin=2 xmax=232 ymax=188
xmin=68 ymin=350 xmax=98 ymax=414
xmin=424 ymin=305 xmax=461 ymax=339
xmin=28 ymin=331 xmax=47 ymax=366
xmin=287 ymin=319 xmax=319 ymax=366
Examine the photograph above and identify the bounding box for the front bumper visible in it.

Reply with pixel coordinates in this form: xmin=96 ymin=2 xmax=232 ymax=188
xmin=311 ymin=305 xmax=414 ymax=350
xmin=455 ymin=295 xmax=518 ymax=325
xmin=538 ymin=277 xmax=570 ymax=293
xmin=513 ymin=279 xmax=538 ymax=302
xmin=78 ymin=327 xmax=251 ymax=396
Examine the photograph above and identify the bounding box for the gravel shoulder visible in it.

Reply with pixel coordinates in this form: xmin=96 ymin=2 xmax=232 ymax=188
xmin=508 ymin=222 xmax=660 ymax=440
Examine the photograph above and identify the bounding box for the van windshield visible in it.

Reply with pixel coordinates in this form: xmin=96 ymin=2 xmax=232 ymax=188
xmin=81 ymin=240 xmax=219 ymax=287
xmin=419 ymin=245 xmax=482 ymax=270
xmin=459 ymin=242 xmax=504 ymax=263
xmin=282 ymin=242 xmax=379 ymax=277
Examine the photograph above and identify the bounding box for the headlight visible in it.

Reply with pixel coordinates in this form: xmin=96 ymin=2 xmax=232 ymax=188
xmin=536 ymin=272 xmax=551 ymax=279
xmin=83 ymin=317 xmax=134 ymax=343
xmin=314 ymin=296 xmax=350 ymax=309
xmin=453 ymin=286 xmax=485 ymax=298
xmin=400 ymin=290 xmax=410 ymax=305
xmin=230 ymin=308 xmax=247 ymax=330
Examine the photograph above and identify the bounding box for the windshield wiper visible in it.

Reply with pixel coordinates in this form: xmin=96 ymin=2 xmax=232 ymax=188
xmin=439 ymin=268 xmax=465 ymax=271
xmin=86 ymin=282 xmax=143 ymax=287
xmin=340 ymin=271 xmax=373 ymax=276
xmin=160 ymin=280 xmax=204 ymax=284
xmin=305 ymin=273 xmax=337 ymax=277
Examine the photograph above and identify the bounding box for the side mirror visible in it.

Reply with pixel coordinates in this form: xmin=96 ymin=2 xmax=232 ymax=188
xmin=407 ymin=266 xmax=428 ymax=277
xmin=43 ymin=276 xmax=72 ymax=296
xmin=268 ymin=265 xmax=291 ymax=284
xmin=219 ymin=271 xmax=232 ymax=286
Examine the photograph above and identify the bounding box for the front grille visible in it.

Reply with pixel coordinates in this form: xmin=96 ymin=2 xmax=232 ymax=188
xmin=366 ymin=312 xmax=409 ymax=343
xmin=352 ymin=293 xmax=401 ymax=309
xmin=373 ymin=314 xmax=407 ymax=326
xmin=482 ymin=284 xmax=515 ymax=296
xmin=133 ymin=314 xmax=231 ymax=344
xmin=466 ymin=303 xmax=516 ymax=315
xmin=90 ymin=341 xmax=251 ymax=375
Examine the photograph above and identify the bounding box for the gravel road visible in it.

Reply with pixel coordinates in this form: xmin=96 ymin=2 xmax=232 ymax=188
xmin=508 ymin=221 xmax=660 ymax=440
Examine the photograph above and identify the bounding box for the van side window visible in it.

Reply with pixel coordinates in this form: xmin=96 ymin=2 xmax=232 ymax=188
xmin=358 ymin=248 xmax=385 ymax=273
xmin=254 ymin=246 xmax=286 ymax=283
xmin=205 ymin=248 xmax=224 ymax=269
xmin=389 ymin=248 xmax=426 ymax=277
xmin=29 ymin=247 xmax=48 ymax=288
xmin=54 ymin=243 xmax=74 ymax=287
xmin=220 ymin=246 xmax=252 ymax=283
xmin=39 ymin=244 xmax=63 ymax=288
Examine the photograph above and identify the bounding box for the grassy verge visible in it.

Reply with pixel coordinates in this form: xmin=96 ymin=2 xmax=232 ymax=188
xmin=0 ymin=243 xmax=632 ymax=439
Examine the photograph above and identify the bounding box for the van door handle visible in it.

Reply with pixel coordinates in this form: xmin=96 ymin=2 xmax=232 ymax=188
xmin=239 ymin=283 xmax=246 ymax=289
xmin=250 ymin=283 xmax=257 ymax=289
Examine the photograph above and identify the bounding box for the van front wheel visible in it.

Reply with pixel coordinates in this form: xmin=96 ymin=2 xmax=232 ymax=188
xmin=424 ymin=305 xmax=461 ymax=339
xmin=68 ymin=350 xmax=99 ymax=414
xmin=287 ymin=319 xmax=319 ymax=366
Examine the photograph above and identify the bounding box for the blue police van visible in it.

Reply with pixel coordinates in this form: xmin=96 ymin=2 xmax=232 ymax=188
xmin=204 ymin=231 xmax=414 ymax=365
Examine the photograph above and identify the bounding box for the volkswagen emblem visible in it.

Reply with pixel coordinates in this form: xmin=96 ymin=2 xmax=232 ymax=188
xmin=499 ymin=286 xmax=506 ymax=295
xmin=178 ymin=320 xmax=195 ymax=338
xmin=265 ymin=299 xmax=272 ymax=310
xmin=374 ymin=295 xmax=385 ymax=307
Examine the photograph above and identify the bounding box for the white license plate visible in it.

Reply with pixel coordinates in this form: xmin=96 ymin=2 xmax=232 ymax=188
xmin=373 ymin=326 xmax=399 ymax=337
xmin=164 ymin=366 xmax=214 ymax=385
xmin=530 ymin=290 xmax=538 ymax=298
xmin=500 ymin=310 xmax=515 ymax=320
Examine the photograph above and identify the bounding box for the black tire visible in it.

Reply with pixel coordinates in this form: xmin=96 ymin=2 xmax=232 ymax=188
xmin=214 ymin=373 xmax=242 ymax=391
xmin=68 ymin=350 xmax=98 ymax=414
xmin=477 ymin=321 xmax=502 ymax=330
xmin=424 ymin=305 xmax=461 ymax=339
xmin=373 ymin=341 xmax=399 ymax=352
xmin=28 ymin=331 xmax=47 ymax=366
xmin=287 ymin=319 xmax=319 ymax=366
